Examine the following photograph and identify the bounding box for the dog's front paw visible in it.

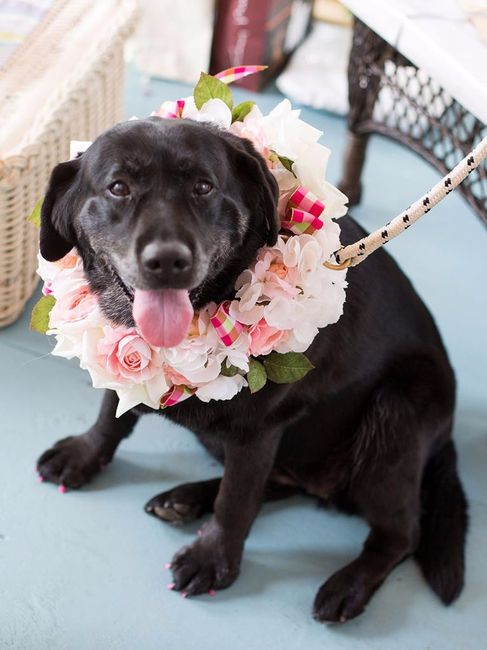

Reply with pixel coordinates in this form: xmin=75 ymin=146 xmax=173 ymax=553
xmin=312 ymin=566 xmax=374 ymax=624
xmin=37 ymin=435 xmax=106 ymax=489
xmin=169 ymin=531 xmax=241 ymax=596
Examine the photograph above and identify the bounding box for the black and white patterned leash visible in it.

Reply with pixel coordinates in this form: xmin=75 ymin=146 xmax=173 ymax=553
xmin=324 ymin=135 xmax=487 ymax=270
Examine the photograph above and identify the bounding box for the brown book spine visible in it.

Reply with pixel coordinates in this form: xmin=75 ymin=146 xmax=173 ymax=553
xmin=210 ymin=0 xmax=295 ymax=91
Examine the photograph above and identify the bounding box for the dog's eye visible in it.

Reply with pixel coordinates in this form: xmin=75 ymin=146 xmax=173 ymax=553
xmin=108 ymin=180 xmax=130 ymax=197
xmin=193 ymin=180 xmax=213 ymax=196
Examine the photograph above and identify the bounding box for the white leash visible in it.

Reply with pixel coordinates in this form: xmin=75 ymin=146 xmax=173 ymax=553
xmin=324 ymin=135 xmax=487 ymax=270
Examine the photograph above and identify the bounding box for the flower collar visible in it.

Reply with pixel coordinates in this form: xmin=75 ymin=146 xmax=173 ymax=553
xmin=32 ymin=66 xmax=349 ymax=417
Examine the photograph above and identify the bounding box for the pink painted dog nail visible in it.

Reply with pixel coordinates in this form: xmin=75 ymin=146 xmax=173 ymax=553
xmin=167 ymin=583 xmax=175 ymax=590
xmin=37 ymin=475 xmax=44 ymax=483
xmin=58 ymin=485 xmax=66 ymax=494
xmin=208 ymin=589 xmax=216 ymax=597
xmin=164 ymin=563 xmax=171 ymax=569
xmin=181 ymin=592 xmax=189 ymax=599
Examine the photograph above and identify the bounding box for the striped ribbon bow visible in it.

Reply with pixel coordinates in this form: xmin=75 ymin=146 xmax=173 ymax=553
xmin=215 ymin=65 xmax=267 ymax=85
xmin=281 ymin=186 xmax=325 ymax=235
xmin=153 ymin=98 xmax=185 ymax=120
xmin=210 ymin=301 xmax=244 ymax=347
xmin=160 ymin=384 xmax=195 ymax=408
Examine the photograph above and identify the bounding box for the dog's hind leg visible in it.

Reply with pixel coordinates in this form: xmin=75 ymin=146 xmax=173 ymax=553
xmin=145 ymin=479 xmax=301 ymax=525
xmin=37 ymin=390 xmax=138 ymax=489
xmin=313 ymin=362 xmax=455 ymax=624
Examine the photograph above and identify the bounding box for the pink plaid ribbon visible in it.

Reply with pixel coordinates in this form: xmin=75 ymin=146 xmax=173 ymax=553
xmin=160 ymin=384 xmax=195 ymax=409
xmin=153 ymin=98 xmax=185 ymax=119
xmin=281 ymin=186 xmax=325 ymax=235
xmin=210 ymin=301 xmax=244 ymax=347
xmin=215 ymin=65 xmax=267 ymax=85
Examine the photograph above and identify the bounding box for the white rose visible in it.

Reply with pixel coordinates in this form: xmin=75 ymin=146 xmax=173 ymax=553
xmin=182 ymin=97 xmax=232 ymax=129
xmin=196 ymin=374 xmax=247 ymax=402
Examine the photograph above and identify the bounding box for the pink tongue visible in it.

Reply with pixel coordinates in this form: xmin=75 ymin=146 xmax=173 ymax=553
xmin=133 ymin=289 xmax=193 ymax=348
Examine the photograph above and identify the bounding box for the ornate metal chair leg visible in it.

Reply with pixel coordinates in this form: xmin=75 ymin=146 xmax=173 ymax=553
xmin=338 ymin=19 xmax=391 ymax=207
xmin=338 ymin=131 xmax=369 ymax=206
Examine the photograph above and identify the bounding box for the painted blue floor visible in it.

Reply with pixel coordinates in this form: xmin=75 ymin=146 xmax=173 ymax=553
xmin=1 ymin=66 xmax=486 ymax=649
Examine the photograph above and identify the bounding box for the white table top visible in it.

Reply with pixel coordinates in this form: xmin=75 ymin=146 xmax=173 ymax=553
xmin=342 ymin=0 xmax=487 ymax=124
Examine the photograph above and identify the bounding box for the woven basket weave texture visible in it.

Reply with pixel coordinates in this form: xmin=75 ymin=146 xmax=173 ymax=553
xmin=0 ymin=0 xmax=137 ymax=327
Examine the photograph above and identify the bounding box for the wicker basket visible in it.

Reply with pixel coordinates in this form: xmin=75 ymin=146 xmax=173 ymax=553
xmin=0 ymin=0 xmax=138 ymax=327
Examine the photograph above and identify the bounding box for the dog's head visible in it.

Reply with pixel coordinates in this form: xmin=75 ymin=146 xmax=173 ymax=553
xmin=40 ymin=118 xmax=279 ymax=346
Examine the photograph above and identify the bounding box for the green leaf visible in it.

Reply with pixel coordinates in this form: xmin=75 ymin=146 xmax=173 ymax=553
xmin=247 ymin=358 xmax=267 ymax=393
xmin=231 ymin=100 xmax=255 ymax=123
xmin=263 ymin=352 xmax=314 ymax=384
xmin=277 ymin=155 xmax=295 ymax=173
xmin=193 ymin=72 xmax=233 ymax=110
xmin=27 ymin=199 xmax=43 ymax=228
xmin=30 ymin=295 xmax=56 ymax=334
xmin=220 ymin=361 xmax=239 ymax=377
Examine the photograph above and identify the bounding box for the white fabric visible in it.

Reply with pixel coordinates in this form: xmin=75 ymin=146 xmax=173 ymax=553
xmin=276 ymin=22 xmax=352 ymax=115
xmin=132 ymin=0 xmax=215 ymax=84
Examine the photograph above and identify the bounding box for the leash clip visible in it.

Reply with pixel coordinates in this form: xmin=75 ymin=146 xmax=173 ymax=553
xmin=323 ymin=256 xmax=352 ymax=271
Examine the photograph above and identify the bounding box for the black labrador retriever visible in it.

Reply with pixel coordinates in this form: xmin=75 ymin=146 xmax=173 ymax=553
xmin=37 ymin=117 xmax=468 ymax=623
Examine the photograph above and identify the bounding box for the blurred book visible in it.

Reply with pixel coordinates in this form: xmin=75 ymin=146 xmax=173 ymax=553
xmin=210 ymin=0 xmax=313 ymax=91
xmin=313 ymin=0 xmax=352 ymax=26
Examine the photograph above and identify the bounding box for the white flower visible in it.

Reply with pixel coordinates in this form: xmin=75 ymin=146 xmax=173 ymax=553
xmin=182 ymin=97 xmax=232 ymax=129
xmin=261 ymin=99 xmax=349 ymax=219
xmin=217 ymin=331 xmax=251 ymax=373
xmin=262 ymin=99 xmax=321 ymax=160
xmin=196 ymin=374 xmax=247 ymax=402
xmin=115 ymin=377 xmax=168 ymax=417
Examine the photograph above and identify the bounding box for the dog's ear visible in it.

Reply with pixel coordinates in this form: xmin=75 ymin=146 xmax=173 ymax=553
xmin=222 ymin=133 xmax=280 ymax=246
xmin=40 ymin=158 xmax=81 ymax=261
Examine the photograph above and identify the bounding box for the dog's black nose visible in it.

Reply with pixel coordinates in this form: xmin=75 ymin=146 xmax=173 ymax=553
xmin=140 ymin=241 xmax=193 ymax=280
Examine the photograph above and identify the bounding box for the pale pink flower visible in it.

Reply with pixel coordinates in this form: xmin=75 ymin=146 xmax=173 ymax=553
xmin=54 ymin=250 xmax=80 ymax=270
xmin=49 ymin=284 xmax=98 ymax=328
xmin=164 ymin=364 xmax=190 ymax=386
xmin=229 ymin=105 xmax=269 ymax=158
xmin=249 ymin=319 xmax=289 ymax=356
xmin=37 ymin=249 xmax=85 ymax=297
xmin=251 ymin=250 xmax=300 ymax=300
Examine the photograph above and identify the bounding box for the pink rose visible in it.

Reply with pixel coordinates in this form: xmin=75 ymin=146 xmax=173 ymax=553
xmin=249 ymin=318 xmax=289 ymax=356
xmin=97 ymin=328 xmax=162 ymax=383
xmin=49 ymin=284 xmax=98 ymax=326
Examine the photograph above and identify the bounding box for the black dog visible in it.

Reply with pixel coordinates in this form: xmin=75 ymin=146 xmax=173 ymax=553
xmin=37 ymin=117 xmax=468 ymax=623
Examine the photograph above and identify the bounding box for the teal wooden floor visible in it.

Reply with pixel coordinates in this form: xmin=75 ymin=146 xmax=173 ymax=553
xmin=1 ymin=67 xmax=486 ymax=649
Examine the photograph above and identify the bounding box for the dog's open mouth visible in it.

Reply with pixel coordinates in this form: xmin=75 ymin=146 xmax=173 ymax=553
xmin=133 ymin=288 xmax=194 ymax=348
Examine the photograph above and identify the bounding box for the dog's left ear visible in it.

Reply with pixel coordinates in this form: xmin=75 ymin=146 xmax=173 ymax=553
xmin=40 ymin=157 xmax=81 ymax=261
xmin=222 ymin=132 xmax=280 ymax=246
